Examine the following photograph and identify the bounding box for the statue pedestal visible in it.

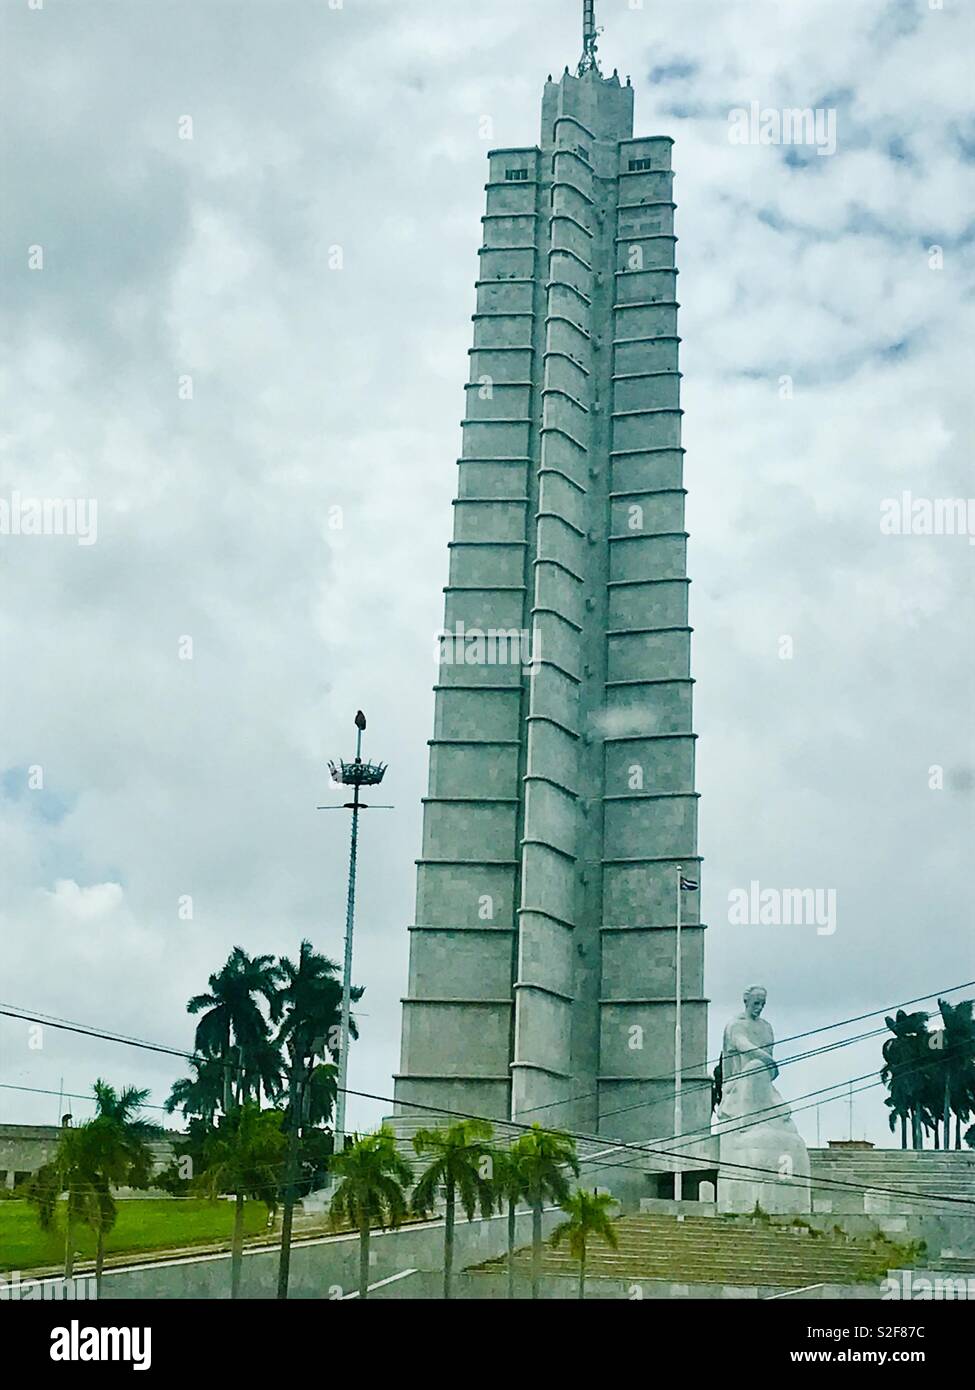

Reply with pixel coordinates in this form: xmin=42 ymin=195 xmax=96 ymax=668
xmin=717 ymin=1118 xmax=811 ymax=1214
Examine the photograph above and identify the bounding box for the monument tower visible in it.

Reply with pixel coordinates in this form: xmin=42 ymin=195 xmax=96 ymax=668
xmin=394 ymin=3 xmax=708 ymax=1145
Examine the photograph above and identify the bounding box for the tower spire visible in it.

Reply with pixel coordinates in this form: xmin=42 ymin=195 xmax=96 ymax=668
xmin=578 ymin=0 xmax=601 ymax=76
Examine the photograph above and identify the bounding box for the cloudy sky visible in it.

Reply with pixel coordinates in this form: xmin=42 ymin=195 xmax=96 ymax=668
xmin=1 ymin=0 xmax=972 ymax=1151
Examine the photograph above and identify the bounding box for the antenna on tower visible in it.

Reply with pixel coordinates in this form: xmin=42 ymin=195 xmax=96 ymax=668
xmin=578 ymin=0 xmax=602 ymax=76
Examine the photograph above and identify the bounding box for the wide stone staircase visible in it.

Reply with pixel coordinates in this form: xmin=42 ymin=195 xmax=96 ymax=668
xmin=809 ymin=1148 xmax=975 ymax=1214
xmin=476 ymin=1212 xmax=918 ymax=1290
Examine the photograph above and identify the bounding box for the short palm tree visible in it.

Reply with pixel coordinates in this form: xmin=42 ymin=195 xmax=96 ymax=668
xmin=411 ymin=1119 xmax=494 ymax=1299
xmin=86 ymin=1081 xmax=160 ymax=1292
xmin=488 ymin=1145 xmax=526 ymax=1298
xmin=23 ymin=1081 xmax=159 ymax=1290
xmin=69 ymin=1123 xmax=140 ymax=1296
xmin=510 ymin=1125 xmax=579 ymax=1298
xmin=23 ymin=1126 xmax=92 ymax=1281
xmin=552 ymin=1188 xmax=619 ymax=1299
xmin=196 ymin=1104 xmax=287 ymax=1298
xmin=329 ymin=1126 xmax=413 ymax=1300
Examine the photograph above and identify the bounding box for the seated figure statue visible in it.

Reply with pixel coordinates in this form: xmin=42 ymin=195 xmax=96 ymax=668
xmin=715 ymin=985 xmax=811 ymax=1214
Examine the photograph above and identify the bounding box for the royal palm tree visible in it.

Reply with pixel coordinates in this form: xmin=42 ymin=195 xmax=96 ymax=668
xmin=937 ymin=999 xmax=975 ymax=1149
xmin=164 ymin=1055 xmax=226 ymax=1126
xmin=551 ymin=1188 xmax=620 ymax=1299
xmin=509 ymin=1125 xmax=579 ymax=1299
xmin=411 ymin=1119 xmax=494 ymax=1299
xmin=187 ymin=947 xmax=283 ymax=1112
xmin=329 ymin=1127 xmax=412 ymax=1300
xmin=197 ymin=1104 xmax=287 ymax=1298
xmin=882 ymin=1011 xmax=934 ymax=1149
xmin=275 ymin=940 xmax=360 ymax=1300
xmin=489 ymin=1145 xmax=527 ymax=1299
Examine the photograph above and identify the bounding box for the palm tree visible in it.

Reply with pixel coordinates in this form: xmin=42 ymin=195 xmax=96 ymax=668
xmin=411 ymin=1119 xmax=494 ymax=1299
xmin=23 ymin=1126 xmax=90 ymax=1280
xmin=329 ymin=1126 xmax=412 ymax=1300
xmin=509 ymin=1125 xmax=579 ymax=1298
xmin=23 ymin=1082 xmax=159 ymax=1291
xmin=187 ymin=947 xmax=283 ymax=1112
xmin=882 ymin=1011 xmax=934 ymax=1149
xmin=164 ymin=1055 xmax=226 ymax=1126
xmin=552 ymin=1188 xmax=619 ymax=1299
xmin=489 ymin=1145 xmax=527 ymax=1299
xmin=937 ymin=999 xmax=975 ymax=1148
xmin=274 ymin=940 xmax=360 ymax=1300
xmin=85 ymin=1081 xmax=160 ymax=1293
xmin=91 ymin=1080 xmax=162 ymax=1145
xmin=196 ymin=1103 xmax=287 ymax=1298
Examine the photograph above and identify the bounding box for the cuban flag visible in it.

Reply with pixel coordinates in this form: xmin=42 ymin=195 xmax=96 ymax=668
xmin=679 ymin=875 xmax=698 ymax=891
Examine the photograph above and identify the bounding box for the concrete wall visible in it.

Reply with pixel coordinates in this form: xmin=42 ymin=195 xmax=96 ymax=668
xmin=90 ymin=1205 xmax=563 ymax=1301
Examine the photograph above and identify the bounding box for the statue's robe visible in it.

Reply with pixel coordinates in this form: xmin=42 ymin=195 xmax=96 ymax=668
xmin=715 ymin=1007 xmax=811 ymax=1213
xmin=717 ymin=1013 xmax=791 ymax=1126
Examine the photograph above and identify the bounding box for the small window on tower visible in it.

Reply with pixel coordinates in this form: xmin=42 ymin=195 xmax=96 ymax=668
xmin=505 ymin=167 xmax=530 ymax=181
xmin=628 ymin=157 xmax=653 ymax=172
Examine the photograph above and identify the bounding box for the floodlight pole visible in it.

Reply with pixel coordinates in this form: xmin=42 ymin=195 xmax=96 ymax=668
xmin=324 ymin=712 xmax=388 ymax=1159
xmin=333 ymin=724 xmax=363 ymax=1155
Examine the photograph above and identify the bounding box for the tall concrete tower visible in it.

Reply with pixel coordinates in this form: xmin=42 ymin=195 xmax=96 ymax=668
xmin=394 ymin=7 xmax=707 ymax=1146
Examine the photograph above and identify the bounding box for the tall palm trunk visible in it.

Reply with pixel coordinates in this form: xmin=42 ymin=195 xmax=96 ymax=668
xmin=506 ymin=1196 xmax=516 ymax=1299
xmin=443 ymin=1175 xmax=455 ymax=1300
xmin=956 ymin=1114 xmax=963 ymax=1149
xmin=944 ymin=1077 xmax=951 ymax=1152
xmin=578 ymin=1244 xmax=586 ymax=1300
xmin=911 ymin=1105 xmax=922 ymax=1150
xmin=277 ymin=1189 xmax=296 ymax=1299
xmin=222 ymin=1024 xmax=233 ymax=1115
xmin=230 ymin=1192 xmax=245 ymax=1299
xmin=358 ymin=1217 xmax=370 ymax=1300
xmin=95 ymin=1229 xmax=106 ymax=1299
xmin=531 ymin=1200 xmax=542 ymax=1299
xmin=277 ymin=1125 xmax=300 ymax=1299
xmin=900 ymin=1115 xmax=907 ymax=1149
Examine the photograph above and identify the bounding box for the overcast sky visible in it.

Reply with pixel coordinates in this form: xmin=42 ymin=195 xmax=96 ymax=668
xmin=1 ymin=0 xmax=972 ymax=1150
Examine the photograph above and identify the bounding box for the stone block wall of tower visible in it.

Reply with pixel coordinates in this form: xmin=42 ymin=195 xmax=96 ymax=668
xmin=394 ymin=67 xmax=708 ymax=1146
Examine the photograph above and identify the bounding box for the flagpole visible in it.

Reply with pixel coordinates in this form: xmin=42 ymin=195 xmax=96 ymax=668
xmin=674 ymin=863 xmax=683 ymax=1204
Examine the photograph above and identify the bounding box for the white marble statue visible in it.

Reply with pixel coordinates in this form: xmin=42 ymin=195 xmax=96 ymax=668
xmin=715 ymin=985 xmax=811 ymax=1214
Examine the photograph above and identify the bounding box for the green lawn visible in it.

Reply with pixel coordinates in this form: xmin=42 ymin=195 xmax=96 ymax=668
xmin=0 ymin=1198 xmax=272 ymax=1273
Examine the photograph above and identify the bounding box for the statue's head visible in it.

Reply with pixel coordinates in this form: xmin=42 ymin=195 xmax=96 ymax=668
xmin=743 ymin=985 xmax=767 ymax=1019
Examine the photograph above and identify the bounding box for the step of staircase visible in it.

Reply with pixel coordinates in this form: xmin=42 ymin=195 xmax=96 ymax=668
xmin=808 ymin=1148 xmax=975 ymax=1211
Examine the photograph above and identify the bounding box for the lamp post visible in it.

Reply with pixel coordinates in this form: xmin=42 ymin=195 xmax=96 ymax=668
xmin=322 ymin=711 xmax=388 ymax=1158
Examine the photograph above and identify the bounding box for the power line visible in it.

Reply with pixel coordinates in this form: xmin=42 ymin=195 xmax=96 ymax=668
xmin=3 ymin=999 xmax=973 ymax=1210
xmin=346 ymin=1084 xmax=975 ymax=1213
xmin=7 ymin=1070 xmax=968 ymax=1214
xmin=517 ymin=980 xmax=975 ymax=1124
